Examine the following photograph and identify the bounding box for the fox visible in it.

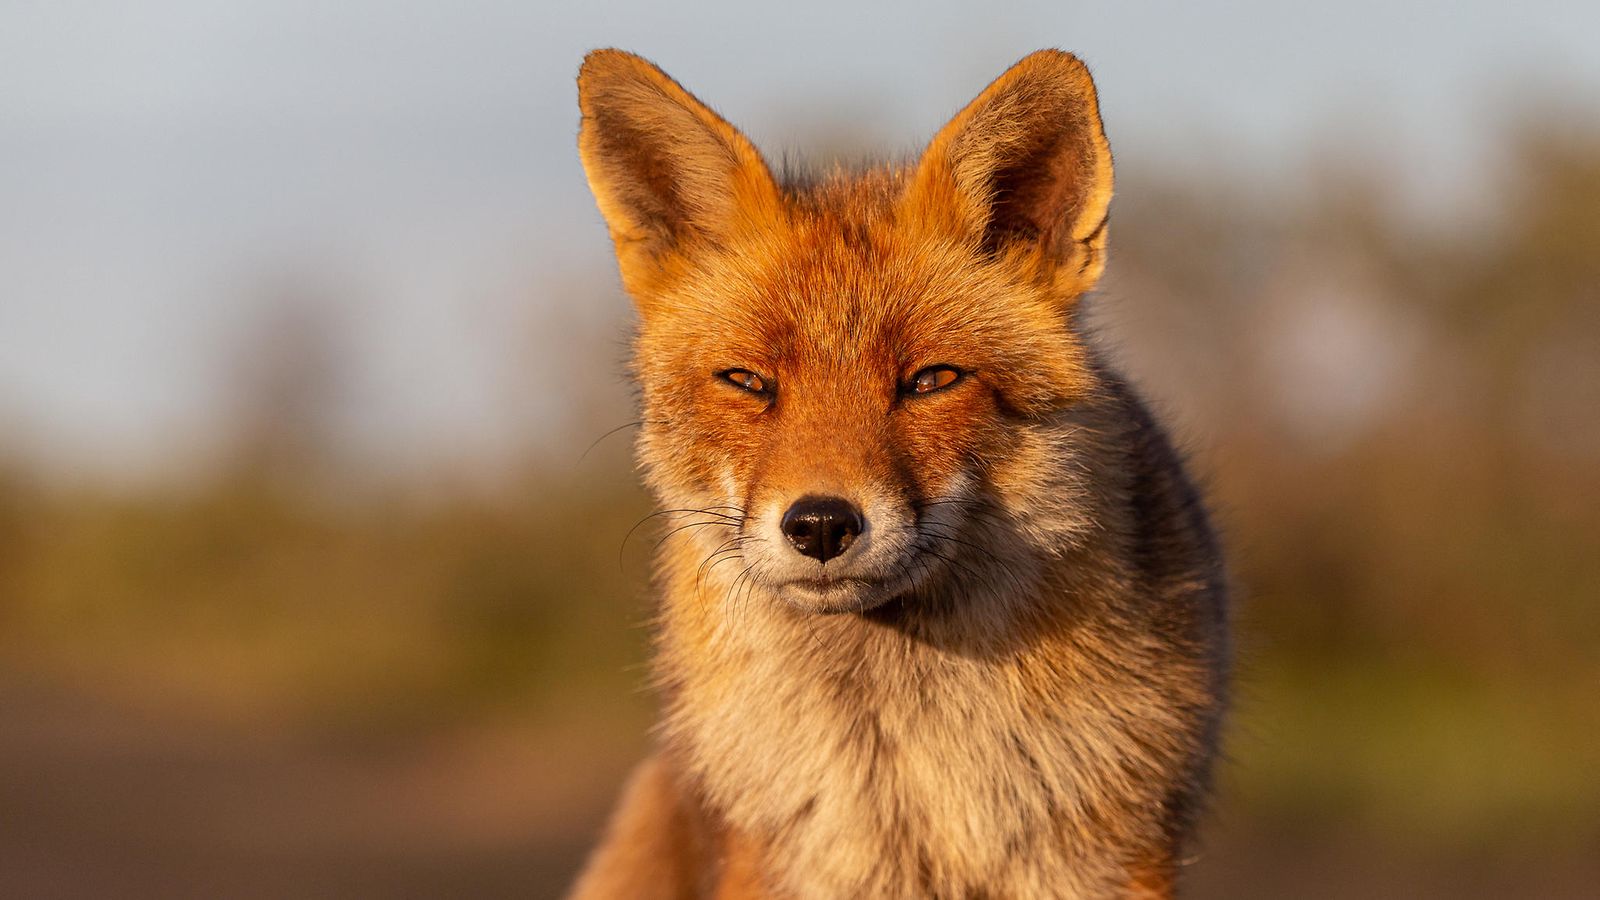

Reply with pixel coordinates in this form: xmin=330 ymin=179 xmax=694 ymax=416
xmin=568 ymin=48 xmax=1229 ymax=899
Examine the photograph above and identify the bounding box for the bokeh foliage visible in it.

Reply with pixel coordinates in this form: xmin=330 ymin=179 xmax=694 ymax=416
xmin=2 ymin=113 xmax=1598 ymax=893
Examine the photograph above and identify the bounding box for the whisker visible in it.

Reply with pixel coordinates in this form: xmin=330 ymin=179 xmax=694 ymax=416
xmin=703 ymin=550 xmax=747 ymax=586
xmin=914 ymin=497 xmax=1012 ymax=526
xmin=577 ymin=419 xmax=648 ymax=464
xmin=920 ymin=522 xmax=1005 ymax=567
xmin=654 ymin=518 xmax=740 ymax=552
xmin=915 ymin=540 xmax=985 ymax=584
xmin=697 ymin=537 xmax=752 ymax=589
xmin=620 ymin=506 xmax=747 ymax=565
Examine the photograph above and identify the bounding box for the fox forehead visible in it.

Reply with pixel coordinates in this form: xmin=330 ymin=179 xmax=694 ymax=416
xmin=636 ymin=180 xmax=1086 ymax=398
xmin=579 ymin=48 xmax=1118 ymax=415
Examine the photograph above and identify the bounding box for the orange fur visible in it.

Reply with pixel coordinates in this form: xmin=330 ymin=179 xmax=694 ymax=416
xmin=570 ymin=49 xmax=1228 ymax=899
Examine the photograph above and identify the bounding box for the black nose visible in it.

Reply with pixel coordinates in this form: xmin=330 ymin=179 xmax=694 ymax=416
xmin=781 ymin=496 xmax=864 ymax=563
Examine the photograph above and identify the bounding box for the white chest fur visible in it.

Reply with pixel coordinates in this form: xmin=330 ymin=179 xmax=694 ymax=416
xmin=661 ymin=589 xmax=1167 ymax=899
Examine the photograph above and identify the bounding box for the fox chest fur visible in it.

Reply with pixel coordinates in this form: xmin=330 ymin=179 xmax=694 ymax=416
xmin=569 ymin=47 xmax=1229 ymax=900
xmin=656 ymin=533 xmax=1221 ymax=900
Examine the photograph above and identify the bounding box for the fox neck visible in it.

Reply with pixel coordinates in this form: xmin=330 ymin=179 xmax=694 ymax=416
xmin=650 ymin=484 xmax=1180 ymax=898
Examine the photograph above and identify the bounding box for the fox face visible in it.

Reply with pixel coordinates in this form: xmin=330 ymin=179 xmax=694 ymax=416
xmin=579 ymin=50 xmax=1116 ymax=615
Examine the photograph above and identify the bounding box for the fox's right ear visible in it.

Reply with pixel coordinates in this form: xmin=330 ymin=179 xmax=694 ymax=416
xmin=577 ymin=50 xmax=779 ymax=298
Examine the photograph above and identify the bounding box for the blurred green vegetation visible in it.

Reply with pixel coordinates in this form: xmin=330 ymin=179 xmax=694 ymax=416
xmin=1 ymin=113 xmax=1598 ymax=893
xmin=0 ymin=463 xmax=655 ymax=734
xmin=1113 ymin=113 xmax=1600 ymax=852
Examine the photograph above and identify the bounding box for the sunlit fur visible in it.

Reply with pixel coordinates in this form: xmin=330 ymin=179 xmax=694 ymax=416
xmin=570 ymin=48 xmax=1229 ymax=899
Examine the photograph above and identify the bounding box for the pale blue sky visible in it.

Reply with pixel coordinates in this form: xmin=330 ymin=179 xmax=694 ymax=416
xmin=3 ymin=1 xmax=1598 ymax=479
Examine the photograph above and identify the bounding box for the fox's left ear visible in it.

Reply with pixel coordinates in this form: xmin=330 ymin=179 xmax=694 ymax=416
xmin=905 ymin=50 xmax=1114 ymax=296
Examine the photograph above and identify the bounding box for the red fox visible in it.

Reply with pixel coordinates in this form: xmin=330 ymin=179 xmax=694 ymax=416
xmin=569 ymin=48 xmax=1229 ymax=899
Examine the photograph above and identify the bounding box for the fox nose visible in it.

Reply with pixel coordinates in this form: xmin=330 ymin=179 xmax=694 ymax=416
xmin=780 ymin=496 xmax=864 ymax=563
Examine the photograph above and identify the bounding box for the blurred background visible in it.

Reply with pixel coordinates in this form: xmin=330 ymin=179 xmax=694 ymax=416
xmin=3 ymin=2 xmax=1598 ymax=897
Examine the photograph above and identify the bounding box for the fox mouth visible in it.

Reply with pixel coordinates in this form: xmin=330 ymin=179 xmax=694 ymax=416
xmin=776 ymin=576 xmax=895 ymax=614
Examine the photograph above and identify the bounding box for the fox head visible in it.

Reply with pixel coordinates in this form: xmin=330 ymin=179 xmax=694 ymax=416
xmin=578 ymin=49 xmax=1118 ymax=615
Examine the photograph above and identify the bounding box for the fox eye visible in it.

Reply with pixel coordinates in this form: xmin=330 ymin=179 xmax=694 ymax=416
xmin=908 ymin=366 xmax=962 ymax=395
xmin=717 ymin=368 xmax=769 ymax=394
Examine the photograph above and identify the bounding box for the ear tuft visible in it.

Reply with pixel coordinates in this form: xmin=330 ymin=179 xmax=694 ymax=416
xmin=577 ymin=50 xmax=777 ymax=295
xmin=906 ymin=50 xmax=1114 ymax=293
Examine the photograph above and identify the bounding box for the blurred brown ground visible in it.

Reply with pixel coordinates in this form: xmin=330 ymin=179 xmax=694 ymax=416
xmin=2 ymin=114 xmax=1598 ymax=897
xmin=4 ymin=677 xmax=1598 ymax=900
